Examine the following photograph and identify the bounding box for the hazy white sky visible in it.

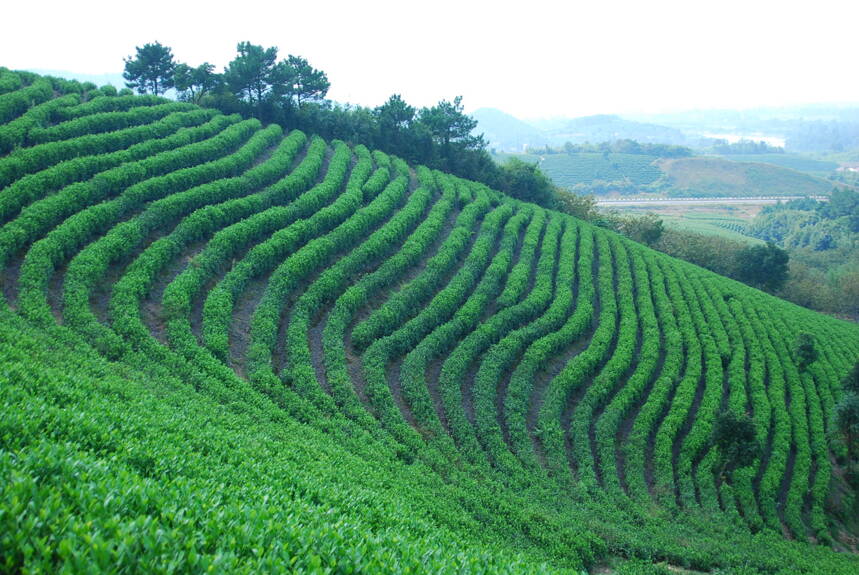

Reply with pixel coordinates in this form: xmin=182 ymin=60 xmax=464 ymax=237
xmin=3 ymin=0 xmax=857 ymax=118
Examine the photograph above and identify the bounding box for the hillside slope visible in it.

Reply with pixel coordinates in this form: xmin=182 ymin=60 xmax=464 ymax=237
xmin=659 ymin=157 xmax=833 ymax=197
xmin=2 ymin=69 xmax=859 ymax=574
xmin=540 ymin=152 xmax=663 ymax=189
xmin=499 ymin=152 xmax=835 ymax=198
xmin=714 ymin=153 xmax=839 ymax=177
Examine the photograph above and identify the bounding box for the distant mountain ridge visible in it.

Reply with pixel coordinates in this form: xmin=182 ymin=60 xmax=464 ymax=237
xmin=471 ymin=108 xmax=547 ymax=152
xmin=474 ymin=105 xmax=859 ymax=154
xmin=473 ymin=108 xmax=687 ymax=152
xmin=548 ymin=114 xmax=687 ymax=145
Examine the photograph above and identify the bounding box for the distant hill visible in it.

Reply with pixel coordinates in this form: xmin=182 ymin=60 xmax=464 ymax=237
xmin=659 ymin=157 xmax=834 ymax=197
xmin=630 ymin=105 xmax=859 ymax=153
xmin=471 ymin=107 xmax=547 ymax=152
xmin=632 ymin=104 xmax=859 ymax=130
xmin=714 ymin=153 xmax=839 ymax=176
xmin=498 ymin=150 xmax=836 ymax=197
xmin=475 ymin=107 xmax=859 ymax=155
xmin=472 ymin=110 xmax=687 ymax=152
xmin=538 ymin=152 xmax=663 ymax=189
xmin=548 ymin=114 xmax=688 ymax=145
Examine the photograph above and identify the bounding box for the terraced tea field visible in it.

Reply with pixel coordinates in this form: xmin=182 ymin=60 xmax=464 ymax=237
xmin=659 ymin=157 xmax=834 ymax=198
xmin=716 ymin=154 xmax=838 ymax=177
xmin=2 ymin=69 xmax=859 ymax=573
xmin=538 ymin=152 xmax=663 ymax=188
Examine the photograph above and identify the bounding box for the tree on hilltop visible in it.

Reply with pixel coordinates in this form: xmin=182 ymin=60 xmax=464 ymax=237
xmin=223 ymin=43 xmax=330 ymax=119
xmin=123 ymin=42 xmax=176 ymax=96
xmin=420 ymin=96 xmax=480 ymax=153
xmin=376 ymin=94 xmax=415 ymax=131
xmin=375 ymin=94 xmax=416 ymax=156
xmin=224 ymin=42 xmax=285 ymax=110
xmin=419 ymin=96 xmax=484 ymax=172
xmin=174 ymin=62 xmax=219 ymax=104
xmin=285 ymin=55 xmax=330 ymax=108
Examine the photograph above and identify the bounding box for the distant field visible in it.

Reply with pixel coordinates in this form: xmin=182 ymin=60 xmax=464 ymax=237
xmin=538 ymin=152 xmax=662 ymax=187
xmin=493 ymin=152 xmax=662 ymax=187
xmin=715 ymin=153 xmax=839 ymax=175
xmin=659 ymin=157 xmax=833 ymax=197
xmin=615 ymin=205 xmax=763 ymax=244
xmin=495 ymin=152 xmax=836 ymax=198
xmin=662 ymin=214 xmax=761 ymax=243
